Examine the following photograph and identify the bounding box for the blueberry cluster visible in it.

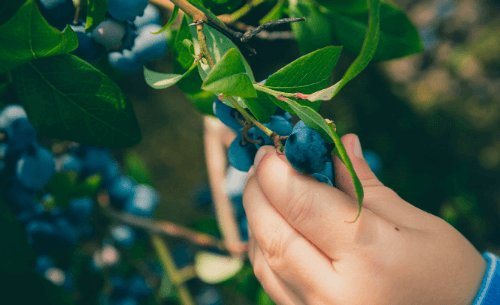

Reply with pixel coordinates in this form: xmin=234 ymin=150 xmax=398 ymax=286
xmin=0 ymin=104 xmax=160 ymax=299
xmin=225 ymin=166 xmax=250 ymax=241
xmin=212 ymin=95 xmax=335 ymax=186
xmin=39 ymin=0 xmax=167 ymax=73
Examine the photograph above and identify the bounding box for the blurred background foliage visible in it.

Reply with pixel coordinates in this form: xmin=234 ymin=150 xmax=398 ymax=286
xmin=3 ymin=0 xmax=500 ymax=304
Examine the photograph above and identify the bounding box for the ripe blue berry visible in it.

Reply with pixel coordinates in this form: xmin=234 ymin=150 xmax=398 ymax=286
xmin=106 ymin=175 xmax=136 ymax=209
xmin=68 ymin=197 xmax=94 ymax=225
xmin=317 ymin=161 xmax=334 ymax=183
xmin=312 ymin=173 xmax=333 ymax=186
xmin=16 ymin=144 xmax=56 ymax=190
xmin=228 ymin=135 xmax=258 ymax=172
xmin=363 ymin=149 xmax=382 ymax=178
xmin=240 ymin=216 xmax=248 ymax=241
xmin=111 ymin=225 xmax=136 ymax=248
xmin=70 ymin=23 xmax=106 ymax=63
xmin=107 ymin=0 xmax=149 ymax=21
xmin=285 ymin=124 xmax=331 ymax=175
xmin=3 ymin=117 xmax=37 ymax=152
xmin=273 ymin=107 xmax=292 ymax=122
xmin=108 ymin=49 xmax=143 ymax=74
xmin=56 ymin=153 xmax=82 ymax=174
xmin=91 ymin=19 xmax=126 ymax=49
xmin=213 ymin=98 xmax=245 ymax=131
xmin=123 ymin=185 xmax=160 ymax=217
xmin=129 ymin=275 xmax=152 ymax=298
xmin=132 ymin=24 xmax=168 ymax=62
xmin=249 ymin=115 xmax=292 ymax=148
xmin=133 ymin=4 xmax=161 ymax=28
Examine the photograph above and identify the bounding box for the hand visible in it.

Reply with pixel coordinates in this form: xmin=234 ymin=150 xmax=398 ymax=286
xmin=243 ymin=134 xmax=487 ymax=305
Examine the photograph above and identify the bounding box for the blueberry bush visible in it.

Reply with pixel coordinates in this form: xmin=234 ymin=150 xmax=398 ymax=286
xmin=0 ymin=0 xmax=425 ymax=304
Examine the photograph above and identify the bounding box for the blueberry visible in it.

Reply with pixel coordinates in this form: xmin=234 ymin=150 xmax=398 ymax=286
xmin=249 ymin=115 xmax=292 ymax=148
xmin=91 ymin=19 xmax=126 ymax=49
xmin=105 ymin=176 xmax=136 ymax=209
xmin=56 ymin=153 xmax=82 ymax=174
xmin=38 ymin=0 xmax=74 ymax=29
xmin=68 ymin=197 xmax=94 ymax=225
xmin=195 ymin=286 xmax=223 ymax=305
xmin=292 ymin=120 xmax=307 ymax=131
xmin=212 ymin=98 xmax=245 ymax=131
xmin=0 ymin=105 xmax=28 ymax=127
xmin=16 ymin=144 xmax=55 ymax=191
xmin=111 ymin=225 xmax=136 ymax=249
xmin=107 ymin=0 xmax=149 ymax=21
xmin=3 ymin=118 xmax=37 ymax=152
xmin=53 ymin=216 xmax=80 ymax=246
xmin=25 ymin=220 xmax=57 ymax=253
xmin=123 ymin=184 xmax=160 ymax=217
xmin=70 ymin=23 xmax=106 ymax=63
xmin=128 ymin=275 xmax=151 ymax=298
xmin=273 ymin=107 xmax=292 ymax=122
xmin=2 ymin=178 xmax=37 ymax=214
xmin=120 ymin=22 xmax=138 ymax=51
xmin=108 ymin=49 xmax=143 ymax=74
xmin=224 ymin=166 xmax=247 ymax=198
xmin=35 ymin=255 xmax=55 ymax=274
xmin=312 ymin=173 xmax=333 ymax=186
xmin=285 ymin=125 xmax=331 ymax=175
xmin=228 ymin=135 xmax=258 ymax=172
xmin=133 ymin=4 xmax=161 ymax=28
xmin=80 ymin=146 xmax=118 ymax=181
xmin=317 ymin=161 xmax=334 ymax=183
xmin=132 ymin=24 xmax=168 ymax=62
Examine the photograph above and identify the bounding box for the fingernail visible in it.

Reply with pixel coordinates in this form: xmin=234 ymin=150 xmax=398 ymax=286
xmin=254 ymin=147 xmax=268 ymax=168
xmin=354 ymin=136 xmax=364 ymax=158
xmin=245 ymin=166 xmax=255 ymax=182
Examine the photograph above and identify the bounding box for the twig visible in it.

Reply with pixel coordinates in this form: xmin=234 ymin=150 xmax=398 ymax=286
xmin=217 ymin=0 xmax=268 ymax=24
xmin=151 ymin=235 xmax=195 ymax=305
xmin=99 ymin=197 xmax=230 ymax=252
xmin=240 ymin=17 xmax=306 ymax=42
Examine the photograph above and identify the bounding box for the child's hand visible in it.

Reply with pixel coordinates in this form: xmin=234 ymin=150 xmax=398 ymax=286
xmin=243 ymin=134 xmax=487 ymax=305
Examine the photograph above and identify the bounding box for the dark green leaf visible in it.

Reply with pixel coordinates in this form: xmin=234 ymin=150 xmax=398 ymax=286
xmin=276 ymin=96 xmax=364 ymax=221
xmin=261 ymin=46 xmax=342 ymax=113
xmin=241 ymin=91 xmax=276 ymax=123
xmin=289 ymin=0 xmax=334 ymax=54
xmin=202 ymin=48 xmax=257 ymax=98
xmin=313 ymin=0 xmax=367 ymax=14
xmin=307 ymin=0 xmax=380 ymax=102
xmin=124 ymin=150 xmax=153 ymax=186
xmin=0 ymin=0 xmax=78 ymax=74
xmin=259 ymin=0 xmax=285 ymax=24
xmin=12 ymin=54 xmax=142 ymax=148
xmin=0 ymin=0 xmax=25 ymax=25
xmin=328 ymin=0 xmax=423 ymax=62
xmin=0 ymin=197 xmax=36 ymax=274
xmin=151 ymin=5 xmax=180 ymax=34
xmin=203 ymin=0 xmax=244 ymax=15
xmin=85 ymin=0 xmax=108 ymax=33
xmin=175 ymin=60 xmax=216 ymax=116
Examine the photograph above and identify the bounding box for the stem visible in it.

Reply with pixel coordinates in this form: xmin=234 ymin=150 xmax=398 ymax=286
xmin=196 ymin=23 xmax=215 ymax=68
xmin=218 ymin=0 xmax=268 ymax=24
xmin=99 ymin=200 xmax=230 ymax=252
xmin=253 ymin=83 xmax=298 ymax=99
xmin=151 ymin=235 xmax=196 ymax=305
xmin=168 ymin=0 xmax=207 ymax=22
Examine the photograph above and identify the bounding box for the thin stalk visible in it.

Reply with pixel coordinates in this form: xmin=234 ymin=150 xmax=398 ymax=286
xmin=168 ymin=0 xmax=207 ymax=22
xmin=151 ymin=235 xmax=196 ymax=305
xmin=253 ymin=83 xmax=298 ymax=99
xmin=218 ymin=0 xmax=268 ymax=24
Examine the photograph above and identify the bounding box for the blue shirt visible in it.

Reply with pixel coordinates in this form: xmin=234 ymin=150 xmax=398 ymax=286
xmin=472 ymin=252 xmax=500 ymax=305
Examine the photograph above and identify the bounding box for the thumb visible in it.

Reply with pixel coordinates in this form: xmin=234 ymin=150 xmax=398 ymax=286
xmin=334 ymin=134 xmax=384 ymax=201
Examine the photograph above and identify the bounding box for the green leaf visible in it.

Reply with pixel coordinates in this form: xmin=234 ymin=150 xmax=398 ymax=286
xmin=151 ymin=5 xmax=179 ymax=34
xmin=144 ymin=61 xmax=198 ymax=89
xmin=313 ymin=0 xmax=367 ymax=14
xmin=307 ymin=0 xmax=380 ymax=102
xmin=203 ymin=0 xmax=244 ymax=15
xmin=175 ymin=61 xmax=216 ymax=116
xmin=12 ymin=54 xmax=142 ymax=148
xmin=289 ymin=0 xmax=334 ymax=55
xmin=85 ymin=0 xmax=108 ymax=33
xmin=261 ymin=46 xmax=342 ymax=114
xmin=0 ymin=0 xmax=25 ymax=25
xmin=202 ymin=48 xmax=257 ymax=98
xmin=0 ymin=0 xmax=78 ymax=74
xmin=327 ymin=0 xmax=423 ymax=62
xmin=173 ymin=16 xmax=196 ymax=70
xmin=276 ymin=96 xmax=364 ymax=221
xmin=124 ymin=150 xmax=153 ymax=186
xmin=259 ymin=0 xmax=285 ymax=24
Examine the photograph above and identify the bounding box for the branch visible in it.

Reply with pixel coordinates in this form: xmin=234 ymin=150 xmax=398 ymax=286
xmin=217 ymin=0 xmax=268 ymax=24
